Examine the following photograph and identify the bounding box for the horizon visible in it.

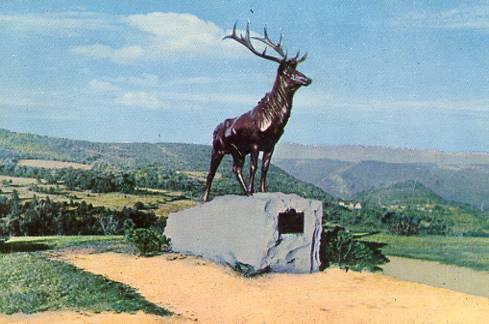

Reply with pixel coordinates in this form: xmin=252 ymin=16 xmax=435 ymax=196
xmin=3 ymin=126 xmax=489 ymax=156
xmin=2 ymin=1 xmax=489 ymax=152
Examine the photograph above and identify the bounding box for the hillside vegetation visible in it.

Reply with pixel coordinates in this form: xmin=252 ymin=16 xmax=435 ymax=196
xmin=0 ymin=128 xmax=210 ymax=169
xmin=353 ymin=181 xmax=489 ymax=236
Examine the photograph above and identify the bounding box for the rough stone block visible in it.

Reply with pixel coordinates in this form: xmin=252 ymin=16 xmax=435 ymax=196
xmin=164 ymin=192 xmax=323 ymax=274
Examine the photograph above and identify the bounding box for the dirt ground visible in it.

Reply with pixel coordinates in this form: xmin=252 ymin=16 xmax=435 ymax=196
xmin=3 ymin=251 xmax=489 ymax=323
xmin=0 ymin=311 xmax=184 ymax=324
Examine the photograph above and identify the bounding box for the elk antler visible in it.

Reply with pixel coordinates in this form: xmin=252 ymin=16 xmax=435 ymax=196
xmin=223 ymin=22 xmax=283 ymax=63
xmin=252 ymin=25 xmax=308 ymax=63
xmin=251 ymin=25 xmax=287 ymax=59
xmin=295 ymin=50 xmax=308 ymax=64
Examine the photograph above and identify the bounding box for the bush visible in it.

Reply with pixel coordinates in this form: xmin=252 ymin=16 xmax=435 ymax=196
xmin=382 ymin=211 xmax=420 ymax=235
xmin=319 ymin=225 xmax=388 ymax=272
xmin=424 ymin=216 xmax=452 ymax=235
xmin=0 ymin=217 xmax=8 ymax=244
xmin=124 ymin=222 xmax=171 ymax=256
xmin=0 ymin=193 xmax=164 ymax=236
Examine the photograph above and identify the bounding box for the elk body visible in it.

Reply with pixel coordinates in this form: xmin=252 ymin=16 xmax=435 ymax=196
xmin=203 ymin=23 xmax=311 ymax=202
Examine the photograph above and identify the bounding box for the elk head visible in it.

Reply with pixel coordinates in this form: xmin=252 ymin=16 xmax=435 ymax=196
xmin=223 ymin=22 xmax=311 ymax=90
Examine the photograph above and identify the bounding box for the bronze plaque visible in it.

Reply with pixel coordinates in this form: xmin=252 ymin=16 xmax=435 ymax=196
xmin=278 ymin=209 xmax=304 ymax=234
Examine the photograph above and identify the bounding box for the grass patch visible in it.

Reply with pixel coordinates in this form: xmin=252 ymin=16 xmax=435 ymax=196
xmin=2 ymin=236 xmax=125 ymax=252
xmin=74 ymin=191 xmax=193 ymax=217
xmin=370 ymin=233 xmax=489 ymax=272
xmin=17 ymin=159 xmax=92 ymax=170
xmin=156 ymin=199 xmax=195 ymax=217
xmin=0 ymin=253 xmax=170 ymax=316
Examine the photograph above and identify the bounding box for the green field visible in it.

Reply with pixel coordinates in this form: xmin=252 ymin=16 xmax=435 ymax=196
xmin=370 ymin=233 xmax=489 ymax=272
xmin=0 ymin=236 xmax=169 ymax=315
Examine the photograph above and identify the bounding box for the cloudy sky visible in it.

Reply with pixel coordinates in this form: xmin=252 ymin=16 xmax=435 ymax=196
xmin=1 ymin=1 xmax=489 ymax=152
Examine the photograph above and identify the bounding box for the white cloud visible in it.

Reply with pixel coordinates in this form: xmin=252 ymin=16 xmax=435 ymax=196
xmin=159 ymin=91 xmax=257 ymax=106
xmin=71 ymin=12 xmax=264 ymax=63
xmin=3 ymin=10 xmax=280 ymax=64
xmin=126 ymin=12 xmax=223 ymax=55
xmin=392 ymin=5 xmax=489 ymax=30
xmin=88 ymin=79 xmax=120 ymax=93
xmin=0 ymin=11 xmax=117 ymax=31
xmin=295 ymin=91 xmax=489 ymax=113
xmin=85 ymin=72 xmax=261 ymax=110
xmin=0 ymin=94 xmax=36 ymax=107
xmin=116 ymin=91 xmax=166 ymax=109
xmin=127 ymin=74 xmax=160 ymax=87
xmin=71 ymin=44 xmax=144 ymax=64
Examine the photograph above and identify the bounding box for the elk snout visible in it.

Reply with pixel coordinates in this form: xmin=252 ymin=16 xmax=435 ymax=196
xmin=293 ymin=71 xmax=312 ymax=86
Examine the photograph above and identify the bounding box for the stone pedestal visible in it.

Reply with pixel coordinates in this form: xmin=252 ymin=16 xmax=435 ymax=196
xmin=164 ymin=192 xmax=323 ymax=274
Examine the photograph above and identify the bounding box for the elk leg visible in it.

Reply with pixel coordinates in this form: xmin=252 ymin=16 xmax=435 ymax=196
xmin=203 ymin=149 xmax=224 ymax=202
xmin=259 ymin=149 xmax=274 ymax=192
xmin=232 ymin=154 xmax=248 ymax=195
xmin=248 ymin=148 xmax=259 ymax=194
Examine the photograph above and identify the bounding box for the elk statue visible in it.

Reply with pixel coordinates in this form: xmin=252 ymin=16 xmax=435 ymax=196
xmin=203 ymin=23 xmax=311 ymax=202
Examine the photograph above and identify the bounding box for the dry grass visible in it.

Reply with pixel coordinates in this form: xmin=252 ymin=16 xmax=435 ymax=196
xmin=0 ymin=176 xmax=75 ymax=203
xmin=18 ymin=159 xmax=92 ymax=170
xmin=0 ymin=175 xmax=37 ymax=186
xmin=0 ymin=176 xmax=193 ymax=217
xmin=82 ymin=192 xmax=163 ymax=209
xmin=156 ymin=200 xmax=196 ymax=217
xmin=73 ymin=191 xmax=194 ymax=217
xmin=177 ymin=170 xmax=221 ymax=182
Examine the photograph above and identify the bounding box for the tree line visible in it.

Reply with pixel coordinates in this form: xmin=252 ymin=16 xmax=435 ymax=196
xmin=0 ymin=162 xmax=201 ymax=194
xmin=0 ymin=191 xmax=162 ymax=241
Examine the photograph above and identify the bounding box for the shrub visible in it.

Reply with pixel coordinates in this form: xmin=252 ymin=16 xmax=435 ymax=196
xmin=382 ymin=211 xmax=420 ymax=235
xmin=424 ymin=216 xmax=452 ymax=235
xmin=0 ymin=217 xmax=8 ymax=244
xmin=124 ymin=222 xmax=171 ymax=256
xmin=0 ymin=193 xmax=163 ymax=236
xmin=319 ymin=225 xmax=388 ymax=272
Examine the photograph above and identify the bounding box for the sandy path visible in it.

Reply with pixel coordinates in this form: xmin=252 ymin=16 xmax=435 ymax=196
xmin=0 ymin=311 xmax=184 ymax=324
xmin=54 ymin=251 xmax=489 ymax=324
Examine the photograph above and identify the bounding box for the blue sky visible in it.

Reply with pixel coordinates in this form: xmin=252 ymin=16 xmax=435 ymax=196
xmin=1 ymin=1 xmax=489 ymax=152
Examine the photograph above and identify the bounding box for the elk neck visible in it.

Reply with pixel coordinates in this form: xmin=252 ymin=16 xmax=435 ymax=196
xmin=261 ymin=73 xmax=297 ymax=127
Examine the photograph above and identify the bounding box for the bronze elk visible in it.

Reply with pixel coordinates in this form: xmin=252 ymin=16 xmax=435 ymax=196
xmin=203 ymin=23 xmax=311 ymax=202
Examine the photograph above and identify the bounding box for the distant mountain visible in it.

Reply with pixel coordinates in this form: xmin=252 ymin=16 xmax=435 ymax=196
xmin=273 ymin=143 xmax=489 ymax=210
xmin=274 ymin=143 xmax=489 ymax=166
xmin=272 ymin=158 xmax=354 ymax=197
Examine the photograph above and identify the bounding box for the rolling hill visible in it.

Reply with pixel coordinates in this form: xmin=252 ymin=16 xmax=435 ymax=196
xmin=354 ymin=180 xmax=446 ymax=206
xmin=0 ymin=128 xmax=335 ymax=204
xmin=2 ymin=128 xmax=489 ymax=235
xmin=352 ymin=181 xmax=489 ymax=235
xmin=273 ymin=144 xmax=489 ymax=210
xmin=0 ymin=128 xmax=211 ymax=170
